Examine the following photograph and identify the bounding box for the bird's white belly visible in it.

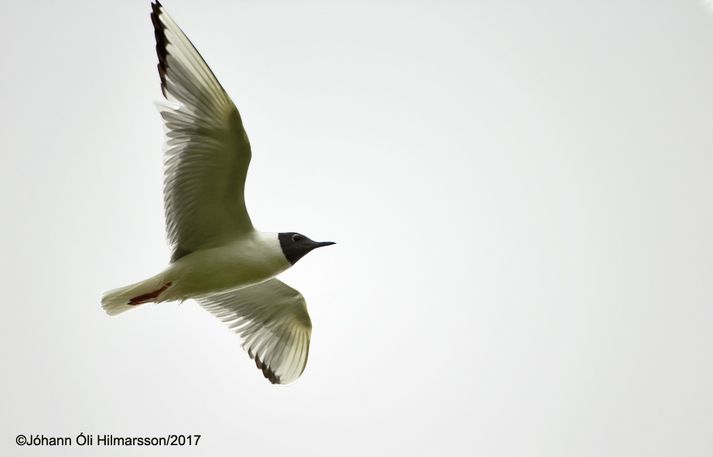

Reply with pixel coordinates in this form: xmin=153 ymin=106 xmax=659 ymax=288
xmin=160 ymin=236 xmax=290 ymax=301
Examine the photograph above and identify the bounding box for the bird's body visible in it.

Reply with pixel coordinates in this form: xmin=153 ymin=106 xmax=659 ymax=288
xmin=101 ymin=1 xmax=334 ymax=385
xmin=166 ymin=232 xmax=290 ymax=301
xmin=103 ymin=232 xmax=290 ymax=312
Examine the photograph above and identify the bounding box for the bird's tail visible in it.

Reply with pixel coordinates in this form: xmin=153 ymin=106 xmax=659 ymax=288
xmin=101 ymin=274 xmax=171 ymax=316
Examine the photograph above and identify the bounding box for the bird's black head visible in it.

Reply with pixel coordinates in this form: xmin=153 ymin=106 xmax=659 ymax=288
xmin=279 ymin=232 xmax=335 ymax=265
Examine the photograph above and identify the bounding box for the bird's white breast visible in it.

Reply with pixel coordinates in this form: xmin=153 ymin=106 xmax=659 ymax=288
xmin=162 ymin=232 xmax=290 ymax=300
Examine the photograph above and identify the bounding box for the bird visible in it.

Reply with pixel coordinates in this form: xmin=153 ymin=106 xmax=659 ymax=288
xmin=101 ymin=1 xmax=335 ymax=385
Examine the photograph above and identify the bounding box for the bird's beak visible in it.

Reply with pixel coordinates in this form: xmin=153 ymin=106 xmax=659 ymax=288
xmin=314 ymin=241 xmax=336 ymax=248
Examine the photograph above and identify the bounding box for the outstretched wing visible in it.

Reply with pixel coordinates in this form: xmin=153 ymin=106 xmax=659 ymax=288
xmin=151 ymin=1 xmax=253 ymax=261
xmin=196 ymin=279 xmax=312 ymax=385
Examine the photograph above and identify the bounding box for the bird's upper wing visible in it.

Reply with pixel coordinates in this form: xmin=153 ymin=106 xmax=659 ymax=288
xmin=196 ymin=279 xmax=312 ymax=385
xmin=151 ymin=1 xmax=253 ymax=261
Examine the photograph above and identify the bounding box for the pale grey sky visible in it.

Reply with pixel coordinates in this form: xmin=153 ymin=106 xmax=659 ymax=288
xmin=1 ymin=1 xmax=713 ymax=456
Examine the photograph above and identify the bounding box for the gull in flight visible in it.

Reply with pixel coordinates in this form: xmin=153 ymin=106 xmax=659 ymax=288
xmin=101 ymin=1 xmax=335 ymax=385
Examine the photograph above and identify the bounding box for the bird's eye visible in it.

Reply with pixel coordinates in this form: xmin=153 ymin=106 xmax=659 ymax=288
xmin=292 ymin=234 xmax=302 ymax=242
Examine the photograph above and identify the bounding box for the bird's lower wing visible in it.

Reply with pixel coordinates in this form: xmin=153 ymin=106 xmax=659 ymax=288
xmin=196 ymin=279 xmax=312 ymax=385
xmin=151 ymin=1 xmax=253 ymax=260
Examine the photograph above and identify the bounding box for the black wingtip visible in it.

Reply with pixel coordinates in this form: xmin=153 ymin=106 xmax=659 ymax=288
xmin=150 ymin=1 xmax=168 ymax=97
xmin=254 ymin=354 xmax=281 ymax=385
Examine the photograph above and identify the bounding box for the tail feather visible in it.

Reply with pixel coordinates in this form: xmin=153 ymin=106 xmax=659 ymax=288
xmin=101 ymin=275 xmax=169 ymax=316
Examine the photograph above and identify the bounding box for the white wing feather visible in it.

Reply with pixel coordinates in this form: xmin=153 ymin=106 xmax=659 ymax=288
xmin=151 ymin=2 xmax=253 ymax=261
xmin=196 ymin=279 xmax=312 ymax=385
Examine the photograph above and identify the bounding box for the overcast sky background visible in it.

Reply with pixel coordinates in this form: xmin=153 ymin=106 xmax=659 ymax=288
xmin=1 ymin=0 xmax=712 ymax=455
